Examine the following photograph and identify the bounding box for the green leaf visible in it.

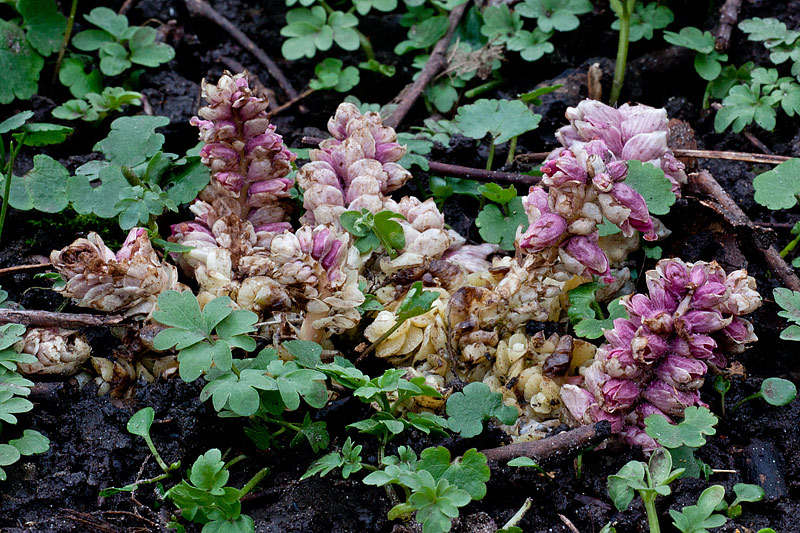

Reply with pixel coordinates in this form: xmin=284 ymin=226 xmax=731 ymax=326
xmin=15 ymin=122 xmax=73 ymax=146
xmin=395 ymin=15 xmax=448 ymax=55
xmin=309 ymin=58 xmax=360 ymax=92
xmin=625 ymin=160 xmax=676 ymax=215
xmin=0 ymin=444 xmax=21 ymax=467
xmin=418 ymin=447 xmax=490 ymax=500
xmin=9 ymin=429 xmax=49 ymax=455
xmin=18 ymin=0 xmax=66 ymax=56
xmin=507 ymin=457 xmax=548 ymax=475
xmin=714 ymin=81 xmax=777 ymax=133
xmin=643 ymin=245 xmax=663 ymax=260
xmin=397 ymin=281 xmax=440 ymax=323
xmin=188 ymin=448 xmax=228 ymax=492
xmin=0 ymin=111 xmax=34 ymax=134
xmin=94 ymin=115 xmax=170 ymax=167
xmin=608 ymin=460 xmax=646 ymax=511
xmin=475 ymin=197 xmax=529 ymax=251
xmin=445 ymin=382 xmax=518 ymax=438
xmin=128 ymin=26 xmax=175 ymax=67
xmin=58 ymin=57 xmax=104 ymax=99
xmin=574 ymin=296 xmax=629 ymax=339
xmin=730 ymin=483 xmax=764 ymax=508
xmin=405 ymin=473 xmax=471 ymax=533
xmin=127 ymin=407 xmax=155 ymax=437
xmin=283 ymin=339 xmax=323 ymax=368
xmin=670 ymin=485 xmax=727 ymax=533
xmin=644 ymin=406 xmax=718 ymax=449
xmin=2 ymin=155 xmax=69 ymax=213
xmin=480 ymin=5 xmax=522 ymax=45
xmin=67 ymin=163 xmax=128 ymax=218
xmin=480 ymin=183 xmax=517 ymax=205
xmin=0 ymin=20 xmax=44 ymax=104
xmin=454 ymin=99 xmax=541 ymax=144
xmin=663 ymin=27 xmax=715 ymax=54
xmin=507 ymin=28 xmax=554 ymax=62
xmin=516 ymin=0 xmax=592 ymax=33
xmin=358 ymin=59 xmax=396 ymax=77
xmin=773 ymin=287 xmax=800 ymax=340
xmin=760 ymin=377 xmax=796 ymax=406
xmin=612 ymin=2 xmax=673 ymax=42
xmin=753 ymin=158 xmax=800 ymax=210
xmin=694 ymin=51 xmax=727 ymax=81
xmin=99 ymin=41 xmax=131 ymax=76
xmin=84 ymin=7 xmax=129 ymax=39
xmin=397 ymin=133 xmax=432 ymax=171
xmin=71 ymin=29 xmax=115 ymax=51
xmin=353 ymin=0 xmax=397 ymax=15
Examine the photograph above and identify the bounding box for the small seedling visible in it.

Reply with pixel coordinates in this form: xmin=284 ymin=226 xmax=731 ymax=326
xmin=611 ymin=2 xmax=673 ymax=42
xmin=475 ymin=184 xmax=529 ymax=251
xmin=669 ymin=484 xmax=727 ymax=533
xmin=663 ymin=27 xmax=728 ymax=82
xmin=731 ymin=377 xmax=797 ymax=412
xmin=773 ymin=286 xmax=800 ymax=340
xmin=713 ymin=375 xmax=731 ymax=418
xmin=340 ymin=208 xmax=406 ymax=258
xmin=739 ymin=17 xmax=800 ymax=79
xmin=361 ymin=281 xmax=440 ymax=357
xmin=608 ymin=0 xmax=637 ymax=104
xmin=713 ymin=68 xmax=800 ymax=133
xmin=445 ymin=382 xmax=518 ymax=438
xmin=725 ymin=483 xmax=765 ymax=518
xmin=567 ymin=282 xmax=630 ymax=340
xmin=645 ymin=406 xmax=717 ymax=480
xmin=608 ymin=448 xmax=685 ymax=533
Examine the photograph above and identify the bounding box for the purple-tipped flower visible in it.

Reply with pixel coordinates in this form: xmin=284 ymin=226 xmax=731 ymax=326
xmin=564 ymin=235 xmax=611 ymax=280
xmin=560 ymin=259 xmax=761 ymax=448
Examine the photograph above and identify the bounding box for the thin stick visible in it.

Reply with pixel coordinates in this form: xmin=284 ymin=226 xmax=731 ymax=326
xmin=714 ymin=0 xmax=743 ymax=52
xmin=0 ymin=263 xmax=51 ymax=276
xmin=118 ymin=0 xmax=137 ymax=14
xmin=383 ymin=3 xmax=468 ymax=129
xmin=688 ymin=170 xmax=800 ymax=292
xmin=268 ymin=88 xmax=315 ymax=118
xmin=481 ymin=421 xmax=611 ymax=462
xmin=743 ymin=131 xmax=773 ymax=155
xmin=0 ymin=309 xmax=130 ymax=328
xmin=517 ymin=149 xmax=793 ymax=165
xmin=52 ymin=0 xmax=79 ymax=84
xmin=184 ymin=0 xmax=299 ymax=100
xmin=558 ymin=514 xmax=582 ymax=533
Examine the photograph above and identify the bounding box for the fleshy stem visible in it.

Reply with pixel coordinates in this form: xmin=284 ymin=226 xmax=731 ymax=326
xmin=505 ymin=136 xmax=518 ymax=166
xmin=641 ymin=492 xmax=661 ymax=533
xmin=502 ymin=498 xmax=533 ymax=530
xmin=730 ymin=393 xmax=762 ymax=413
xmin=359 ymin=318 xmax=405 ymax=359
xmin=53 ymin=0 xmax=80 ymax=84
xmin=238 ymin=467 xmax=270 ymax=498
xmin=465 ymin=79 xmax=505 ymax=99
xmin=609 ymin=0 xmax=634 ymax=105
xmin=779 ymin=234 xmax=800 ymax=258
xmin=0 ymin=134 xmax=25 ymax=244
xmin=486 ymin=143 xmax=496 ymax=171
xmin=142 ymin=430 xmax=176 ymax=474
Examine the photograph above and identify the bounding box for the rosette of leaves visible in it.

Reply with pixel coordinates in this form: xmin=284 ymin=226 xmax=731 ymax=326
xmin=0 ymin=0 xmax=66 ymax=103
xmin=0 ymin=323 xmax=50 ymax=481
xmin=480 ymin=5 xmax=554 ymax=63
xmin=52 ymin=86 xmax=142 ymax=122
xmin=611 ymin=2 xmax=673 ymax=42
xmin=714 ymin=68 xmax=800 ymax=132
xmin=281 ymin=6 xmax=359 ymax=60
xmin=309 ymin=58 xmax=360 ymax=92
xmin=71 ymin=7 xmax=175 ymax=76
xmin=516 ymin=0 xmax=593 ymax=33
xmin=739 ymin=17 xmax=800 ymax=79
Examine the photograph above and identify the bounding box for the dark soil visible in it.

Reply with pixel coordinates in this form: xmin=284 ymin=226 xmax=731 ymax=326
xmin=1 ymin=0 xmax=800 ymax=532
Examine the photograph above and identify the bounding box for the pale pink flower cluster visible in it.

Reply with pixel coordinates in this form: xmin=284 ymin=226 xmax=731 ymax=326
xmin=561 ymin=259 xmax=761 ymax=449
xmin=51 ymin=228 xmax=183 ymax=316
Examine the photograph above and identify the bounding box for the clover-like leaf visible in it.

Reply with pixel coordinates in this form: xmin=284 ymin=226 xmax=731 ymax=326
xmin=714 ymin=82 xmax=778 ymax=133
xmin=128 ymin=26 xmax=174 ymax=67
xmin=67 ymin=162 xmax=128 ymax=218
xmin=0 ymin=20 xmax=44 ymax=104
xmin=516 ymin=0 xmax=593 ymax=33
xmin=83 ymin=7 xmax=129 ymax=40
xmin=94 ymin=115 xmax=169 ymax=167
xmin=9 ymin=429 xmax=49 ymax=456
xmin=283 ymin=339 xmax=323 ymax=368
xmin=397 ymin=281 xmax=440 ymax=323
xmin=760 ymin=377 xmax=797 ymax=406
xmin=613 ymin=2 xmax=673 ymax=42
xmin=18 ymin=0 xmax=67 ymax=56
xmin=2 ymin=155 xmax=69 ymax=213
xmin=454 ymin=99 xmax=541 ymax=144
xmin=625 ymin=160 xmax=676 ymax=215
xmin=353 ymin=0 xmax=397 ymax=15
xmin=669 ymin=485 xmax=727 ymax=533
xmin=608 ymin=460 xmax=647 ymax=511
xmin=395 ymin=15 xmax=448 ymax=55
xmin=663 ymin=27 xmax=715 ymax=54
xmin=418 ymin=447 xmax=490 ymax=500
xmin=475 ymin=197 xmax=529 ymax=251
xmin=309 ymin=58 xmax=360 ymax=92
xmin=58 ymin=57 xmax=104 ymax=99
xmin=753 ymin=158 xmax=800 ymax=210
xmin=507 ymin=28 xmax=554 ymax=62
xmin=480 ymin=5 xmax=522 ymax=45
xmin=644 ymin=406 xmax=718 ymax=449
xmin=445 ymin=382 xmax=518 ymax=438
xmin=397 ymin=133 xmax=432 ymax=171
xmin=127 ymin=407 xmax=155 ymax=437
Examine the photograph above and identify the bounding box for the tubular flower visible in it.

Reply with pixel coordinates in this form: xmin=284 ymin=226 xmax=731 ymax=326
xmin=15 ymin=328 xmax=91 ymax=376
xmin=517 ymin=137 xmax=657 ymax=281
xmin=554 ymin=99 xmax=687 ymax=194
xmin=296 ymin=103 xmax=453 ymax=267
xmin=189 ymin=70 xmax=296 ymax=235
xmin=560 ymin=259 xmax=762 ymax=449
xmin=51 ymin=228 xmax=184 ymax=316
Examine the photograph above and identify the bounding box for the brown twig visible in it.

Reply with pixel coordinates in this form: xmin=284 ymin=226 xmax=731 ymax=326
xmin=268 ymin=88 xmax=315 ymax=118
xmin=383 ymin=3 xmax=468 ymax=129
xmin=688 ymin=170 xmax=800 ymax=292
xmin=743 ymin=131 xmax=773 ymax=155
xmin=517 ymin=149 xmax=792 ymax=165
xmin=0 ymin=309 xmax=131 ymax=328
xmin=0 ymin=263 xmax=51 ymax=276
xmin=184 ymin=0 xmax=299 ymax=100
xmin=714 ymin=0 xmax=743 ymax=52
xmin=481 ymin=421 xmax=611 ymax=463
xmin=118 ymin=0 xmax=137 ymax=14
xmin=558 ymin=514 xmax=582 ymax=533
xmin=673 ymin=149 xmax=788 ymax=165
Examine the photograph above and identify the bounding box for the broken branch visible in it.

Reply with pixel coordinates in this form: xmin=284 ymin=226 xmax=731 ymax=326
xmin=481 ymin=421 xmax=611 ymax=463
xmin=0 ymin=309 xmax=132 ymax=328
